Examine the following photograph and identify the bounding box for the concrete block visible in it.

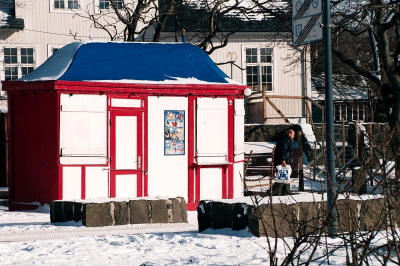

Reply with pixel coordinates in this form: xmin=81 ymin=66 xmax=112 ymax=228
xmin=336 ymin=199 xmax=359 ymax=233
xmin=82 ymin=202 xmax=113 ymax=227
xmin=388 ymin=196 xmax=400 ymax=227
xmin=114 ymin=201 xmax=129 ymax=225
xmin=298 ymin=201 xmax=324 ymax=235
xmin=352 ymin=168 xmax=367 ymax=195
xmin=170 ymin=198 xmax=182 ymax=223
xmin=359 ymin=198 xmax=386 ymax=231
xmin=129 ymin=200 xmax=150 ymax=224
xmin=178 ymin=197 xmax=188 ymax=223
xmin=150 ymin=200 xmax=168 ymax=223
xmin=248 ymin=203 xmax=298 ymax=238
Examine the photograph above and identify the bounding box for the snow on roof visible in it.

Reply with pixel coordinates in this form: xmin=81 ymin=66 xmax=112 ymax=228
xmin=185 ymin=0 xmax=289 ymax=21
xmin=19 ymin=42 xmax=82 ymax=81
xmin=0 ymin=0 xmax=12 ymax=28
xmin=0 ymin=10 xmax=9 ymax=26
xmin=20 ymin=42 xmax=239 ymax=85
xmin=299 ymin=123 xmax=317 ymax=147
xmin=311 ymin=76 xmax=370 ymax=101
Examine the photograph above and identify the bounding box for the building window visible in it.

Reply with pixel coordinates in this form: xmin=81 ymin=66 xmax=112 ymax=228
xmin=54 ymin=0 xmax=65 ymax=8
xmin=99 ymin=0 xmax=110 ymax=9
xmin=99 ymin=0 xmax=123 ymax=10
xmin=4 ymin=48 xmax=17 ymax=64
xmin=21 ymin=67 xmax=34 ymax=77
xmin=3 ymin=47 xmax=35 ymax=80
xmin=334 ymin=103 xmax=367 ymax=122
xmin=52 ymin=48 xmax=60 ymax=55
xmin=68 ymin=0 xmax=79 ymax=9
xmin=4 ymin=67 xmax=18 ymax=81
xmin=21 ymin=48 xmax=34 ymax=64
xmin=54 ymin=0 xmax=79 ymax=10
xmin=245 ymin=47 xmax=273 ymax=92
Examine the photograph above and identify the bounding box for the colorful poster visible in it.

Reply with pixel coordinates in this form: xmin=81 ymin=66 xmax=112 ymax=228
xmin=164 ymin=110 xmax=185 ymax=155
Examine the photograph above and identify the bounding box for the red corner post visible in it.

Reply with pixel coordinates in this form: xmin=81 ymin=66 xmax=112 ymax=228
xmin=187 ymin=96 xmax=197 ymax=210
xmin=227 ymin=98 xmax=235 ymax=198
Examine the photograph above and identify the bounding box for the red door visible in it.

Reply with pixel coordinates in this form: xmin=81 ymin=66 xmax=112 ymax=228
xmin=110 ymin=110 xmax=143 ymax=198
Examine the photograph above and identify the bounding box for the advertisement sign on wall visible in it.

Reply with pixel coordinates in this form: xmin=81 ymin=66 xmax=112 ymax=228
xmin=164 ymin=110 xmax=185 ymax=155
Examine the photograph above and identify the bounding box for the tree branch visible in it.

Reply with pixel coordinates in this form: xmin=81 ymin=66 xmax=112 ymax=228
xmin=332 ymin=48 xmax=381 ymax=87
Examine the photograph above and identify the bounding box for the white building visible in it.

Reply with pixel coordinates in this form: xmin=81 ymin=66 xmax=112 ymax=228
xmin=0 ymin=0 xmax=310 ymax=124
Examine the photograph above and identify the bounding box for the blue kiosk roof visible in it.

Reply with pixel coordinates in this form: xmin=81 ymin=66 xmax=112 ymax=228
xmin=21 ymin=42 xmax=237 ymax=85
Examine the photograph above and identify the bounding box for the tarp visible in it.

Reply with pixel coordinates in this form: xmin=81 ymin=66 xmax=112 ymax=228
xmin=20 ymin=42 xmax=235 ymax=85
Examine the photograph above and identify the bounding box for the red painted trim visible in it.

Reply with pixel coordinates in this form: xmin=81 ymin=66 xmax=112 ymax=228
xmin=56 ymin=80 xmax=247 ymax=89
xmin=187 ymin=97 xmax=195 ymax=204
xmin=58 ymin=166 xmax=63 ymax=200
xmin=56 ymin=164 xmax=108 ymax=167
xmin=2 ymin=80 xmax=56 ymax=90
xmin=110 ymin=111 xmax=116 ymax=198
xmin=109 ymin=95 xmax=143 ymax=100
xmin=227 ymin=98 xmax=235 ymax=198
xmin=195 ymin=164 xmax=232 ymax=168
xmin=81 ymin=166 xmax=85 ymax=199
xmin=110 ymin=109 xmax=143 ymax=198
xmin=107 ymin=96 xmax=110 ymax=171
xmin=109 ymin=107 xmax=145 ymax=112
xmin=186 ymin=202 xmax=199 ymax=211
xmin=9 ymin=202 xmax=41 ymax=211
xmin=2 ymin=80 xmax=248 ymax=98
xmin=143 ymin=97 xmax=148 ymax=196
xmin=222 ymin=166 xmax=227 ymax=199
xmin=137 ymin=111 xmax=143 ymax=197
xmin=7 ymin=95 xmax=13 ymax=208
xmin=56 ymin=92 xmax=62 ymax=200
xmin=195 ymin=166 xmax=200 ymax=203
xmin=110 ymin=111 xmax=116 ymax=197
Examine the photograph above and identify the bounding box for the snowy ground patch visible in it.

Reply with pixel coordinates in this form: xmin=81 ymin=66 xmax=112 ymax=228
xmin=0 ymin=201 xmax=398 ymax=265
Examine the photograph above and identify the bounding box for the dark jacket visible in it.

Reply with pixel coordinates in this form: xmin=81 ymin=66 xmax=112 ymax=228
xmin=274 ymin=134 xmax=293 ymax=166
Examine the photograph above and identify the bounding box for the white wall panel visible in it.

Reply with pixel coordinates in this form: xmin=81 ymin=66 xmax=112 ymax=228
xmin=200 ymin=168 xmax=222 ymax=200
xmin=111 ymin=98 xmax=141 ymax=108
xmin=62 ymin=167 xmax=81 ymax=200
xmin=85 ymin=167 xmax=109 ymax=200
xmin=59 ymin=94 xmax=107 ymax=164
xmin=147 ymin=96 xmax=188 ymax=200
xmin=197 ymin=98 xmax=228 ymax=163
xmin=234 ymin=99 xmax=245 ymax=155
xmin=115 ymin=116 xmax=137 ymax=170
xmin=116 ymin=174 xmax=137 ymax=198
xmin=233 ymin=162 xmax=244 ymax=198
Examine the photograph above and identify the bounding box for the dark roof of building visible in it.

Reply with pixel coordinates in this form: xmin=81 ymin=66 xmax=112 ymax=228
xmin=159 ymin=0 xmax=291 ymax=33
xmin=0 ymin=0 xmax=24 ymax=30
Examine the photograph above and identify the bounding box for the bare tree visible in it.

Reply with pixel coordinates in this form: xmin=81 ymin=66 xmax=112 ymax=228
xmin=75 ymin=0 xmax=290 ymax=54
xmin=311 ymin=0 xmax=400 ymax=177
xmin=75 ymin=0 xmax=164 ymax=41
xmin=170 ymin=0 xmax=290 ymax=54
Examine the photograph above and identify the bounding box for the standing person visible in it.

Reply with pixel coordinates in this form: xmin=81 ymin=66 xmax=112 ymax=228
xmin=274 ymin=128 xmax=295 ymax=167
xmin=273 ymin=128 xmax=295 ymax=195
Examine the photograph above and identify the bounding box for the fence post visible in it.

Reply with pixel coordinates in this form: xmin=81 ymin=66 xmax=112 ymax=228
xmin=342 ymin=118 xmax=346 ymax=167
xmin=298 ymin=131 xmax=304 ymax=191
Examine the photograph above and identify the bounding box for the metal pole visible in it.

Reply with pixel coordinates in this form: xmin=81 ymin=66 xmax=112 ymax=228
xmin=323 ymin=0 xmax=337 ymax=235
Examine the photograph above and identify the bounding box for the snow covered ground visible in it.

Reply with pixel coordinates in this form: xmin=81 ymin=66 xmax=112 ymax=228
xmin=0 ymin=202 xmax=397 ymax=265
